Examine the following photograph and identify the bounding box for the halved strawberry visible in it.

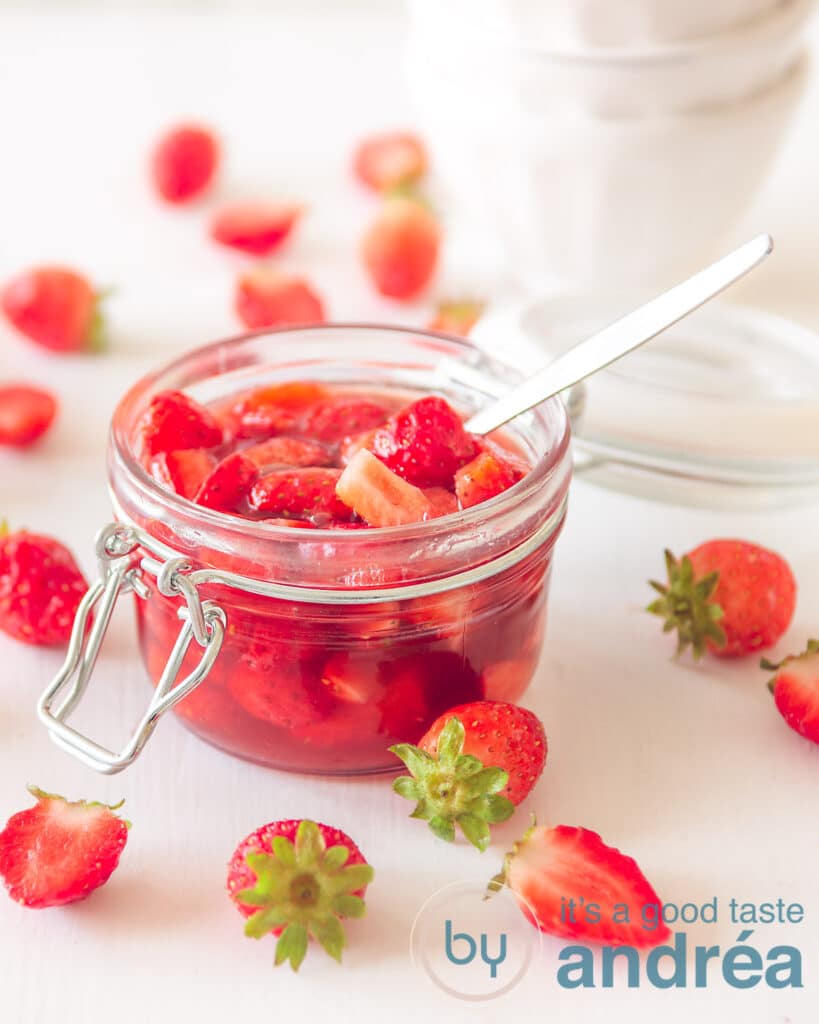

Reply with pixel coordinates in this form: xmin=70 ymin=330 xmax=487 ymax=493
xmin=353 ymin=132 xmax=427 ymax=192
xmin=235 ymin=267 xmax=325 ymax=330
xmin=195 ymin=452 xmax=258 ymax=512
xmin=304 ymin=397 xmax=390 ymax=443
xmin=137 ymin=389 xmax=223 ymax=458
xmin=149 ymin=449 xmax=216 ymax=499
xmin=0 ymin=384 xmax=58 ymax=447
xmin=249 ymin=467 xmax=350 ymax=521
xmin=428 ymin=300 xmax=485 ymax=338
xmin=489 ymin=824 xmax=670 ymax=948
xmin=151 ymin=123 xmax=219 ymax=203
xmin=455 ymin=450 xmax=522 ymax=508
xmin=335 ymin=449 xmax=433 ymax=527
xmin=227 ymin=818 xmax=373 ymax=971
xmin=763 ymin=641 xmax=819 ymax=744
xmin=0 ymin=787 xmax=129 ymax=908
xmin=211 ymin=202 xmax=303 ymax=256
xmin=361 ymin=197 xmax=440 ymax=300
xmin=242 ymin=436 xmax=333 ymax=470
xmin=370 ymin=395 xmax=476 ymax=487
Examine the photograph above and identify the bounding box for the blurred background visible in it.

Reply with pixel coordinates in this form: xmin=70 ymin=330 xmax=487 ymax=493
xmin=1 ymin=0 xmax=819 ymax=512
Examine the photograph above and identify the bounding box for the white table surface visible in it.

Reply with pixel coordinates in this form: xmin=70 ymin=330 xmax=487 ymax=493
xmin=1 ymin=6 xmax=818 ymax=1023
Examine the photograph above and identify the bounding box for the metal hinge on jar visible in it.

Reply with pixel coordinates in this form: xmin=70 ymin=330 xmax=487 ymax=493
xmin=37 ymin=523 xmax=226 ymax=775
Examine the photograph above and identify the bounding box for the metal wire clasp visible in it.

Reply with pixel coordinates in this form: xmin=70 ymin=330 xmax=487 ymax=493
xmin=37 ymin=523 xmax=226 ymax=774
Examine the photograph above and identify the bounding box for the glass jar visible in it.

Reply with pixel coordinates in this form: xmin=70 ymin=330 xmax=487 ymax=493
xmin=38 ymin=325 xmax=571 ymax=775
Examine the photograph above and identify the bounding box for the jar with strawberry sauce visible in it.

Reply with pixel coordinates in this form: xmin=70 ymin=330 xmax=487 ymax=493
xmin=38 ymin=325 xmax=571 ymax=775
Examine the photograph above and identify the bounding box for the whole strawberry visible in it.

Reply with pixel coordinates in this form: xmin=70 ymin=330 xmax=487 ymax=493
xmin=353 ymin=132 xmax=427 ymax=192
xmin=647 ymin=540 xmax=796 ymax=658
xmin=390 ymin=701 xmax=547 ymax=851
xmin=0 ymin=787 xmax=129 ymax=908
xmin=489 ymin=823 xmax=670 ymax=948
xmin=763 ymin=640 xmax=819 ymax=744
xmin=151 ymin=123 xmax=220 ymax=203
xmin=227 ymin=818 xmax=374 ymax=971
xmin=0 ymin=526 xmax=88 ymax=646
xmin=2 ymin=266 xmax=106 ymax=353
xmin=361 ymin=196 xmax=440 ymax=300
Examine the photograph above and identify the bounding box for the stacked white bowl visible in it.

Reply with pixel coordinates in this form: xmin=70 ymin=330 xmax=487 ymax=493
xmin=406 ymin=0 xmax=815 ymax=288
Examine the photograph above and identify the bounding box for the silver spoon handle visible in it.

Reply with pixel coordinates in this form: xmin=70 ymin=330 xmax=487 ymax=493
xmin=464 ymin=233 xmax=773 ymax=436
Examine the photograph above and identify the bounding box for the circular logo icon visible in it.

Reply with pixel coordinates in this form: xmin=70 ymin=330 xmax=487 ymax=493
xmin=410 ymin=880 xmax=540 ymax=1000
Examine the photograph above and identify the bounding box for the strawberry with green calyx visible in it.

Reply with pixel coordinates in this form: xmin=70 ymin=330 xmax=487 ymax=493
xmin=487 ymin=822 xmax=671 ymax=948
xmin=390 ymin=713 xmax=525 ymax=852
xmin=227 ymin=819 xmax=374 ymax=972
xmin=647 ymin=540 xmax=796 ymax=658
xmin=763 ymin=640 xmax=819 ymax=744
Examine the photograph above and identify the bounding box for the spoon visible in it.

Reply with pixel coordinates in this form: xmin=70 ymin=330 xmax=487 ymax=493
xmin=464 ymin=233 xmax=773 ymax=436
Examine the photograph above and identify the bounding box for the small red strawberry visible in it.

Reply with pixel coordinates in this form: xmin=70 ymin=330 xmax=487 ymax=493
xmin=194 ymin=452 xmax=258 ymax=512
xmin=0 ymin=384 xmax=58 ymax=447
xmin=488 ymin=823 xmax=670 ymax=948
xmin=227 ymin=818 xmax=374 ymax=971
xmin=763 ymin=640 xmax=819 ymax=744
xmin=390 ymin=701 xmax=546 ymax=851
xmin=370 ymin=395 xmax=477 ymax=487
xmin=137 ymin=389 xmax=223 ymax=458
xmin=422 ymin=486 xmax=459 ymax=517
xmin=2 ymin=266 xmax=106 ymax=353
xmin=353 ymin=132 xmax=427 ymax=192
xmin=249 ymin=467 xmax=350 ymax=521
xmin=455 ymin=450 xmax=523 ymax=509
xmin=0 ymin=787 xmax=129 ymax=908
xmin=335 ymin=449 xmax=433 ymax=527
xmin=647 ymin=540 xmax=797 ymax=658
xmin=0 ymin=527 xmax=88 ymax=646
xmin=243 ymin=436 xmax=333 ymax=469
xmin=149 ymin=449 xmax=216 ymax=500
xmin=211 ymin=201 xmax=303 ymax=256
xmin=151 ymin=123 xmax=219 ymax=203
xmin=428 ymin=300 xmax=485 ymax=338
xmin=303 ymin=397 xmax=390 ymax=443
xmin=235 ymin=267 xmax=325 ymax=330
xmin=361 ymin=196 xmax=440 ymax=300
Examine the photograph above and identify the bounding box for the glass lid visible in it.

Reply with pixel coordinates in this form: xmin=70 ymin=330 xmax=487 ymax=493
xmin=473 ymin=295 xmax=819 ymax=508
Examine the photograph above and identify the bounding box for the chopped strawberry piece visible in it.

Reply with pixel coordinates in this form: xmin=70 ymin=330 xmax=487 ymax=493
xmin=339 ymin=428 xmax=378 ymax=465
xmin=361 ymin=197 xmax=440 ymax=300
xmin=320 ymin=652 xmax=380 ymax=705
xmin=304 ymin=397 xmax=389 ymax=442
xmin=0 ymin=787 xmax=129 ymax=909
xmin=195 ymin=452 xmax=257 ymax=512
xmin=353 ymin=132 xmax=427 ymax=192
xmin=151 ymin=123 xmax=219 ymax=203
xmin=0 ymin=384 xmax=58 ymax=447
xmin=235 ymin=267 xmax=325 ymax=329
xmin=211 ymin=201 xmax=303 ymax=256
xmin=231 ymin=381 xmax=327 ymax=439
xmin=229 ymin=657 xmax=330 ymax=730
xmin=370 ymin=395 xmax=476 ymax=487
xmin=260 ymin=518 xmax=317 ymax=529
xmin=428 ymin=300 xmax=485 ymax=338
xmin=242 ymin=436 xmax=332 ymax=469
xmin=0 ymin=529 xmax=88 ymax=646
xmin=249 ymin=467 xmax=350 ymax=520
xmin=455 ymin=450 xmax=522 ymax=508
xmin=137 ymin=389 xmax=223 ymax=458
xmin=335 ymin=449 xmax=433 ymax=527
xmin=2 ymin=266 xmax=105 ymax=353
xmin=423 ymin=486 xmax=459 ymax=517
xmin=149 ymin=448 xmax=216 ymax=500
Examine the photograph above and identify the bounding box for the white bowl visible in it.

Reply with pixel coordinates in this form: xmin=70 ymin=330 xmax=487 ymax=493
xmin=408 ymin=0 xmax=815 ymax=114
xmin=410 ymin=0 xmax=792 ymax=51
xmin=408 ymin=50 xmax=809 ymax=289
